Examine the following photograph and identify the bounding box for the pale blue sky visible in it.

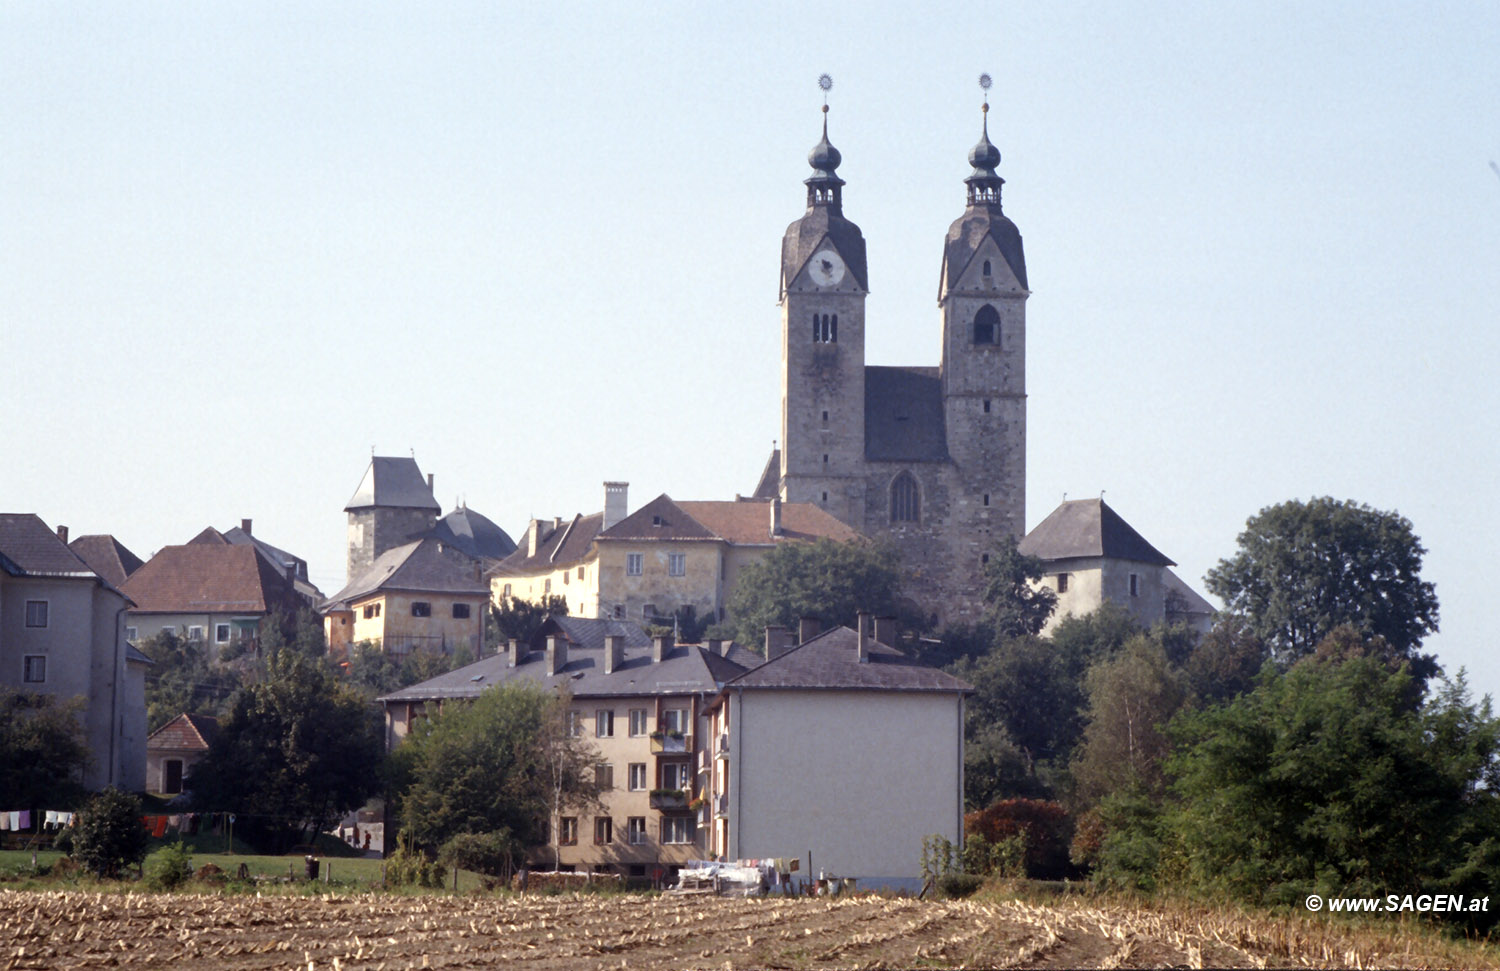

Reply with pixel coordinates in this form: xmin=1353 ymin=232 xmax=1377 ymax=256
xmin=4 ymin=3 xmax=1497 ymax=694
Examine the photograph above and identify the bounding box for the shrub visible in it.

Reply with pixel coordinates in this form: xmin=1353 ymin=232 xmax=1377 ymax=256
xmin=72 ymin=787 xmax=149 ymax=879
xmin=439 ymin=830 xmax=521 ymax=878
xmin=937 ymin=872 xmax=985 ymax=899
xmin=385 ymin=844 xmax=446 ymax=888
xmin=965 ymin=798 xmax=1073 ymax=878
xmin=145 ymin=841 xmax=193 ymax=890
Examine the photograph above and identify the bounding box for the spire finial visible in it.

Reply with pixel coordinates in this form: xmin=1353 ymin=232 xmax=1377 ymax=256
xmin=965 ymin=71 xmax=1003 ymax=206
xmin=805 ymin=73 xmax=844 ymax=204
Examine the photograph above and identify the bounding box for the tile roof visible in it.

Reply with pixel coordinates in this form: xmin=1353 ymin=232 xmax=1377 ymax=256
xmin=0 ymin=514 xmax=97 ymax=578
xmin=864 ymin=366 xmax=949 ymax=463
xmin=322 ymin=538 xmax=489 ymax=609
xmin=345 ymin=456 xmax=441 ymax=512
xmin=597 ymin=495 xmax=717 ymax=542
xmin=490 ymin=512 xmax=605 ymax=575
xmin=121 ymin=544 xmax=301 ymax=614
xmin=426 ymin=506 xmax=518 ymax=561
xmin=380 ymin=620 xmax=756 ymax=703
xmin=724 ymin=626 xmax=972 ymax=694
xmin=68 ymin=534 xmax=145 ymax=588
xmin=146 ymin=713 xmax=219 ymax=752
xmin=1018 ymin=498 xmax=1175 ymax=567
xmin=677 ymin=500 xmax=859 ymax=546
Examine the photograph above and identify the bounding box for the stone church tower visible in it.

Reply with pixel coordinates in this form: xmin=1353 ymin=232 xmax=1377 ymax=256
xmin=771 ymin=96 xmax=1028 ymax=624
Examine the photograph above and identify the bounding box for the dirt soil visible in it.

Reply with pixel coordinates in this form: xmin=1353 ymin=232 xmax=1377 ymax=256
xmin=0 ymin=889 xmax=1483 ymax=969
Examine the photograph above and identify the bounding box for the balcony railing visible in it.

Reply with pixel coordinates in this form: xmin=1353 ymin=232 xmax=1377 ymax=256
xmin=714 ymin=733 xmax=729 ymax=759
xmin=650 ymin=733 xmax=692 ymax=754
xmin=714 ymin=794 xmax=728 ymax=818
xmin=649 ymin=789 xmax=689 ymax=811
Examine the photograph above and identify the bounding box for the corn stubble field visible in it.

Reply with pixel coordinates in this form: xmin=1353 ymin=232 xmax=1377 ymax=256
xmin=1 ymin=889 xmax=1491 ymax=970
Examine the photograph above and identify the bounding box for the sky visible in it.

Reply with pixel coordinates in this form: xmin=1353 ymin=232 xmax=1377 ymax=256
xmin=4 ymin=3 xmax=1498 ymax=696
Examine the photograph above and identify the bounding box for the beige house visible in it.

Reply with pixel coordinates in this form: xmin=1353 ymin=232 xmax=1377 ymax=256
xmin=490 ymin=483 xmax=857 ymax=629
xmin=320 ymin=537 xmax=489 ymax=659
xmin=0 ymin=515 xmax=149 ymax=791
xmin=705 ymin=617 xmax=971 ymax=891
xmin=145 ymin=713 xmax=217 ymax=795
xmin=380 ymin=616 xmax=759 ymax=882
xmin=1018 ymin=498 xmax=1216 ymax=635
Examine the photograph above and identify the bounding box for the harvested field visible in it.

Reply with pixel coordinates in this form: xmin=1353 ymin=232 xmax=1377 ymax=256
xmin=0 ymin=888 xmax=1491 ymax=969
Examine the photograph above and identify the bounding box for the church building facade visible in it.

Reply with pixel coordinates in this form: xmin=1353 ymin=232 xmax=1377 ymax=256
xmin=764 ymin=100 xmax=1028 ymax=624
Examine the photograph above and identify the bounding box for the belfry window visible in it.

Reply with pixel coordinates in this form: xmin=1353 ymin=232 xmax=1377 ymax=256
xmin=890 ymin=472 xmax=920 ymax=523
xmin=973 ymin=305 xmax=1000 ymax=345
xmin=813 ymin=313 xmax=838 ymax=343
xmin=983 ymin=260 xmax=992 ymax=277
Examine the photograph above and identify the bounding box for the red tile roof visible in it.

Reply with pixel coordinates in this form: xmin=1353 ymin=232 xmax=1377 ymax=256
xmin=146 ymin=713 xmax=218 ymax=752
xmin=121 ymin=544 xmax=300 ymax=614
xmin=69 ymin=534 xmax=146 ymax=588
xmin=678 ymin=499 xmax=859 ymax=545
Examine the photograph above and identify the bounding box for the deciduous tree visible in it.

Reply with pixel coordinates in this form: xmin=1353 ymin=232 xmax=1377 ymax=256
xmin=0 ymin=688 xmax=90 ymax=809
xmin=725 ymin=538 xmax=903 ymax=646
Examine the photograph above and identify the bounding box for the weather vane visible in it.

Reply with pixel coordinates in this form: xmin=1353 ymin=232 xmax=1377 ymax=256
xmin=818 ymin=73 xmax=833 ymax=113
xmin=979 ymin=72 xmax=992 ymax=112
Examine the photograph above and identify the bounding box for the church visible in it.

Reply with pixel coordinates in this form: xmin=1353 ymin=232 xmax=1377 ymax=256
xmin=755 ymin=95 xmax=1028 ymax=625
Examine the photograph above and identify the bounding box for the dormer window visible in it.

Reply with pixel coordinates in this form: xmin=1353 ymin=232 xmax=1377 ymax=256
xmin=973 ymin=304 xmax=999 ymax=345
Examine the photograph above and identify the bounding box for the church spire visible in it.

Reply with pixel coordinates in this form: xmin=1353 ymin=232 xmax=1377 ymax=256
xmin=965 ymin=73 xmax=1004 ymax=208
xmin=805 ymin=74 xmax=844 ymax=210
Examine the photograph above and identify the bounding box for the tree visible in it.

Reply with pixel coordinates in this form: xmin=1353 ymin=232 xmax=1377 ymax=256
xmin=1205 ymin=497 xmax=1440 ymax=667
xmin=141 ymin=629 xmax=243 ymax=732
xmin=188 ymin=651 xmax=383 ymax=851
xmin=1071 ymin=637 xmax=1185 ymax=806
xmin=489 ymin=594 xmax=570 ymax=651
xmin=725 ymin=538 xmax=903 ymax=646
xmin=981 ymin=534 xmax=1057 ymax=639
xmin=0 ymin=688 xmax=91 ymax=809
xmin=72 ymin=787 xmax=149 ymax=878
xmin=390 ymin=682 xmax=598 ymax=870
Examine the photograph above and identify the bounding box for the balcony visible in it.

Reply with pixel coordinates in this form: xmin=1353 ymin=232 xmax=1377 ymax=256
xmin=714 ymin=733 xmax=729 ymax=760
xmin=713 ymin=794 xmax=728 ymax=818
xmin=650 ymin=788 xmax=689 ymax=811
xmin=650 ymin=732 xmax=692 ymax=754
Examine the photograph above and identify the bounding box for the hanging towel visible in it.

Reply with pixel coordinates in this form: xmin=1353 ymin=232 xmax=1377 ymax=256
xmin=44 ymin=811 xmax=57 ymax=829
xmin=0 ymin=813 xmax=8 ymax=831
xmin=17 ymin=811 xmax=30 ymax=830
xmin=6 ymin=811 xmax=18 ymax=830
xmin=151 ymin=815 xmax=169 ymax=837
xmin=168 ymin=814 xmax=181 ymax=832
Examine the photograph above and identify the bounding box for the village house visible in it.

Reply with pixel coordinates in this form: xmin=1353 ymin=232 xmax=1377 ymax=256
xmin=705 ymin=615 xmax=971 ymax=891
xmin=186 ymin=519 xmax=323 ymax=605
xmin=0 ymin=514 xmax=149 ymax=791
xmin=120 ymin=543 xmax=303 ymax=649
xmin=380 ymin=616 xmax=759 ymax=882
xmin=145 ymin=712 xmax=217 ymax=796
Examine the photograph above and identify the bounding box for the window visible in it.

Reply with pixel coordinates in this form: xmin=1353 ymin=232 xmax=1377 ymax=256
xmin=596 ymin=710 xmax=615 ymax=738
xmin=668 ymin=553 xmax=686 ymax=577
xmin=973 ymin=304 xmax=1000 ymax=345
xmin=558 ymin=817 xmax=578 ymax=845
xmin=981 ymin=553 xmax=990 ymax=565
xmin=613 ymin=605 xmax=624 ymax=619
xmin=662 ymin=816 xmax=696 ymax=844
xmin=661 ymin=708 xmax=688 ymax=735
xmin=812 ymin=312 xmax=838 ymax=343
xmin=626 ymin=553 xmax=643 ymax=576
xmin=642 ymin=604 xmax=656 ymax=620
xmin=890 ymin=471 xmax=920 ymax=523
xmin=187 ymin=626 xmax=204 ymax=641
xmin=821 ymin=492 xmax=828 ymax=502
xmin=821 ymin=410 xmax=829 ymax=422
xmin=215 ymin=624 xmax=231 ymax=643
xmin=1129 ymin=573 xmax=1140 ymax=597
xmin=661 ymin=762 xmax=691 ymax=791
xmin=628 ymin=763 xmax=648 ymax=791
xmin=567 ymin=711 xmax=583 ymax=737
xmin=24 ymin=601 xmax=48 ymax=628
xmin=594 ymin=816 xmax=613 ymax=845
xmin=125 ymin=627 xmax=137 ymax=642
xmin=822 ymin=453 xmax=828 ymax=464
xmin=627 ymin=817 xmax=648 ymax=845
xmin=411 ymin=602 xmax=431 ymax=617
xmin=22 ymin=656 xmax=46 ymax=683
xmin=1057 ymin=573 xmax=1070 ymax=593
xmin=983 ymin=259 xmax=992 ymax=277
xmin=363 ymin=603 xmax=381 ymax=619
xmin=451 ymin=603 xmax=470 ymax=619
xmin=577 ymin=566 xmax=585 ymax=580
xmin=503 ymin=583 xmax=512 ymax=597
xmin=595 ymin=763 xmax=614 ymax=790
xmin=629 ymin=709 xmax=649 ymax=737
xmin=544 ymin=579 xmax=551 ymax=593
xmin=983 ymin=398 xmax=992 ymax=414
xmin=982 ymin=493 xmax=990 ymax=507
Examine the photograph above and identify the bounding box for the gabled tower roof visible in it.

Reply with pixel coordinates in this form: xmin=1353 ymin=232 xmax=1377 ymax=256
xmin=782 ymin=101 xmax=868 ymax=295
xmin=345 ymin=456 xmax=441 ymax=513
xmin=940 ymin=97 xmax=1027 ymax=295
xmin=1019 ymin=498 xmax=1175 ymax=567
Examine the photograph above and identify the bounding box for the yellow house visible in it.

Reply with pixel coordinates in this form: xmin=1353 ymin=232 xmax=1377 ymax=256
xmin=321 ymin=537 xmax=489 ymax=660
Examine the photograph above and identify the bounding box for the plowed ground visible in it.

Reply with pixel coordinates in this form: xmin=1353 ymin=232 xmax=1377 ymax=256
xmin=0 ymin=889 xmax=1481 ymax=969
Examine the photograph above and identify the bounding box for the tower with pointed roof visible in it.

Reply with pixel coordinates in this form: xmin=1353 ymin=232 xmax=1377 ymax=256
xmin=769 ymin=81 xmax=1027 ymax=624
xmin=344 ymin=456 xmax=441 ymax=583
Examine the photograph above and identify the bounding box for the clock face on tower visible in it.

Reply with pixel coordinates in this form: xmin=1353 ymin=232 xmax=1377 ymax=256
xmin=807 ymin=248 xmax=847 ymax=288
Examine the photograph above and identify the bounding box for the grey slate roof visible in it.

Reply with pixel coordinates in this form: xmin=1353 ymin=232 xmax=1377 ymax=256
xmin=597 ymin=495 xmax=717 ymax=542
xmin=0 ymin=514 xmax=98 ymax=578
xmin=490 ymin=512 xmax=606 ymax=575
xmin=69 ymin=534 xmax=145 ymax=588
xmin=724 ymin=626 xmax=972 ymax=693
xmin=426 ymin=506 xmax=518 ymax=561
xmin=751 ymin=449 xmax=781 ymax=500
xmin=345 ymin=457 xmax=441 ymax=512
xmin=942 ymin=206 xmax=1028 ymax=293
xmin=322 ymin=538 xmax=488 ymax=609
xmin=781 ymin=209 xmax=869 ymax=295
xmin=379 ymin=617 xmax=757 ymax=703
xmin=864 ymin=366 xmax=949 ymax=463
xmin=1018 ymin=498 xmax=1175 ymax=567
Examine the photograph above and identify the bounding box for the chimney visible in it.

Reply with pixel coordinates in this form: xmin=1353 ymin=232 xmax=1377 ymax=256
xmin=770 ymin=496 xmax=782 ymax=538
xmin=706 ymin=638 xmax=723 ymax=657
xmin=241 ymin=518 xmax=252 ymax=536
xmin=651 ymin=633 xmax=673 ymax=663
xmin=604 ymin=634 xmax=625 ymax=674
xmin=797 ymin=615 xmax=821 ymax=644
xmin=507 ymin=637 xmax=521 ymax=668
xmin=553 ymin=516 xmax=562 ymax=532
xmin=603 ymin=481 xmax=629 ymax=531
xmin=856 ymin=611 xmax=871 ymax=663
xmin=764 ymin=625 xmax=794 ymax=660
xmin=427 ymin=473 xmax=435 ymax=494
xmin=874 ymin=616 xmax=898 ymax=647
xmin=546 ymin=635 xmax=568 ymax=675
xmin=527 ymin=518 xmax=544 ymax=557
xmin=56 ymin=525 xmax=68 ymax=544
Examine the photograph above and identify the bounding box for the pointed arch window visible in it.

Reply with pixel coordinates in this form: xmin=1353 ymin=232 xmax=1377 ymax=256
xmin=813 ymin=313 xmax=838 ymax=343
xmin=890 ymin=472 xmax=920 ymax=523
xmin=973 ymin=304 xmax=1000 ymax=345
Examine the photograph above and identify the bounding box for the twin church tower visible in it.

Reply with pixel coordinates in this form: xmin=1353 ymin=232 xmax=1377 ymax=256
xmin=765 ymin=89 xmax=1028 ymax=624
